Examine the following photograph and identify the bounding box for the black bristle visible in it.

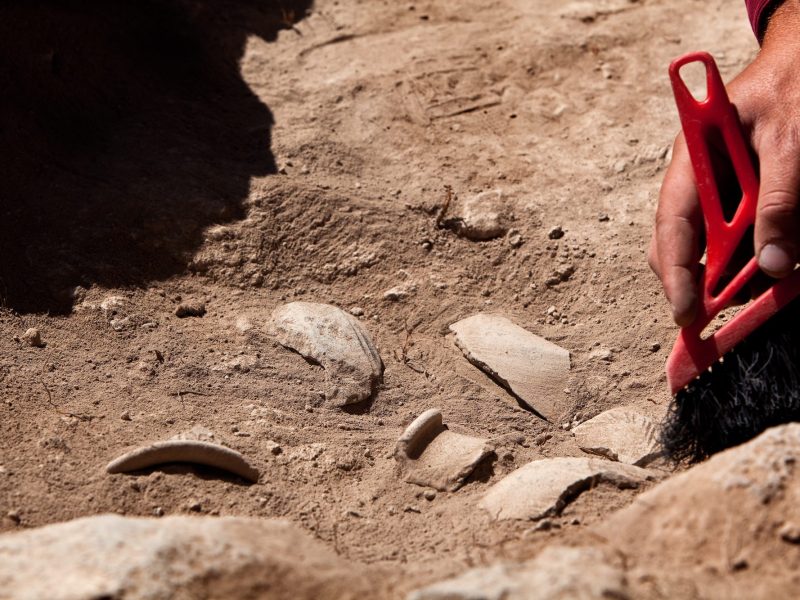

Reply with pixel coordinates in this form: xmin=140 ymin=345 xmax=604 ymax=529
xmin=661 ymin=301 xmax=800 ymax=463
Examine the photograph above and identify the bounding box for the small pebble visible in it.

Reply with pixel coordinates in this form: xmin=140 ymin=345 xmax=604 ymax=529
xmin=175 ymin=301 xmax=206 ymax=318
xmin=6 ymin=510 xmax=20 ymax=524
xmin=650 ymin=342 xmax=661 ymax=352
xmin=548 ymin=226 xmax=564 ymax=240
xmin=780 ymin=523 xmax=800 ymax=543
xmin=154 ymin=507 xmax=165 ymax=517
xmin=120 ymin=411 xmax=132 ymax=421
xmin=423 ymin=489 xmax=437 ymax=501
xmin=22 ymin=328 xmax=44 ymax=348
xmin=350 ymin=306 xmax=364 ymax=317
xmin=598 ymin=213 xmax=610 ymax=222
xmin=188 ymin=501 xmax=202 ymax=512
xmin=266 ymin=440 xmax=283 ymax=456
xmin=507 ymin=229 xmax=523 ymax=248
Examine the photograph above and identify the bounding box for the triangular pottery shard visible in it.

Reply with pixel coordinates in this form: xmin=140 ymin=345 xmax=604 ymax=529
xmin=449 ymin=314 xmax=570 ymax=421
xmin=269 ymin=302 xmax=383 ymax=407
xmin=395 ymin=409 xmax=495 ymax=492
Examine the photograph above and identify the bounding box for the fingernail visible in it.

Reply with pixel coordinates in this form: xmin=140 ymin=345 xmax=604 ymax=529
xmin=759 ymin=244 xmax=793 ymax=275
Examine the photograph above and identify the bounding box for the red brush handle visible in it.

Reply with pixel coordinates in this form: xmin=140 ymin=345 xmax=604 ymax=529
xmin=666 ymin=52 xmax=800 ymax=393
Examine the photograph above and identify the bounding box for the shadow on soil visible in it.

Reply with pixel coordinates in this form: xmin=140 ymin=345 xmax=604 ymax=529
xmin=0 ymin=0 xmax=312 ymax=313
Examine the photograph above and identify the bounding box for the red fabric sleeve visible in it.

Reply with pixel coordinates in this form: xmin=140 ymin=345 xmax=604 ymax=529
xmin=745 ymin=0 xmax=781 ymax=40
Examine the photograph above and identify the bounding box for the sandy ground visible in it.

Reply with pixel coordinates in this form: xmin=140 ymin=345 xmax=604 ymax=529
xmin=0 ymin=0 xmax=758 ymax=595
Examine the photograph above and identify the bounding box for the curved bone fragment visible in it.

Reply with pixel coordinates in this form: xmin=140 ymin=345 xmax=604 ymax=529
xmin=106 ymin=440 xmax=259 ymax=482
xmin=270 ymin=302 xmax=383 ymax=406
xmin=395 ymin=408 xmax=494 ymax=492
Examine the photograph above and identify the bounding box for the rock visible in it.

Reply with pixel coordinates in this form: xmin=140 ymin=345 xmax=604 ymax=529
xmin=350 ymin=306 xmax=364 ymax=317
xmin=480 ymin=457 xmax=655 ymax=521
xmin=0 ymin=515 xmax=377 ymax=600
xmin=175 ymin=301 xmax=206 ymax=318
xmin=408 ymin=546 xmax=627 ymax=600
xmin=21 ymin=328 xmax=44 ymax=348
xmin=779 ymin=523 xmax=800 ymax=544
xmin=395 ymin=409 xmax=494 ymax=492
xmin=597 ymin=423 xmax=800 ymax=598
xmin=450 ymin=314 xmax=570 ymax=420
xmin=100 ymin=295 xmax=127 ymax=313
xmin=383 ymin=284 xmax=415 ymax=301
xmin=507 ymin=228 xmax=523 ymax=248
xmin=572 ymin=407 xmax=660 ymax=466
xmin=547 ymin=225 xmax=564 ymax=240
xmin=269 ymin=302 xmax=383 ymax=406
xmin=444 ymin=190 xmax=510 ymax=241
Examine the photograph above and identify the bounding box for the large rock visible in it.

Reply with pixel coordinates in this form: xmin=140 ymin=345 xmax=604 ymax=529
xmin=270 ymin=302 xmax=383 ymax=406
xmin=572 ymin=407 xmax=660 ymax=466
xmin=408 ymin=545 xmax=628 ymax=600
xmin=0 ymin=515 xmax=378 ymax=600
xmin=395 ymin=409 xmax=495 ymax=491
xmin=449 ymin=314 xmax=570 ymax=421
xmin=480 ymin=457 xmax=655 ymax=521
xmin=597 ymin=423 xmax=800 ymax=599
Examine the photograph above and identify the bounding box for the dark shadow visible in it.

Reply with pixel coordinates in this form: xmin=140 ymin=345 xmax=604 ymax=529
xmin=0 ymin=0 xmax=312 ymax=313
xmin=117 ymin=463 xmax=255 ymax=486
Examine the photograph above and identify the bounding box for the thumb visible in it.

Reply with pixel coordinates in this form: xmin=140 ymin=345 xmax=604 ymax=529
xmin=755 ymin=145 xmax=800 ymax=277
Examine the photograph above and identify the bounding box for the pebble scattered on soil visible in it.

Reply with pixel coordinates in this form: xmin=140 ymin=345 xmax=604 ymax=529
xmin=175 ymin=301 xmax=206 ymax=318
xmin=443 ymin=190 xmax=510 ymax=241
xmin=21 ymin=328 xmax=44 ymax=347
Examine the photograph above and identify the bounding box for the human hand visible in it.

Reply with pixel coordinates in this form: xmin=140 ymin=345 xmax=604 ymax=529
xmin=649 ymin=0 xmax=800 ymax=326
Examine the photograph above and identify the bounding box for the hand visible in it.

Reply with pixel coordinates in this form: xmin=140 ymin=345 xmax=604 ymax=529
xmin=649 ymin=0 xmax=800 ymax=326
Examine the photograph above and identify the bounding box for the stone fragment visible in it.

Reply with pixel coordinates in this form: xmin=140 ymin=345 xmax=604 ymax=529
xmin=21 ymin=328 xmax=44 ymax=348
xmin=408 ymin=546 xmax=627 ymax=600
xmin=269 ymin=302 xmax=383 ymax=406
xmin=450 ymin=314 xmax=570 ymax=420
xmin=395 ymin=409 xmax=494 ymax=492
xmin=597 ymin=423 xmax=800 ymax=598
xmin=572 ymin=407 xmax=660 ymax=466
xmin=444 ymin=190 xmax=510 ymax=241
xmin=175 ymin=301 xmax=206 ymax=318
xmin=547 ymin=225 xmax=564 ymax=239
xmin=0 ymin=515 xmax=377 ymax=600
xmin=480 ymin=457 xmax=654 ymax=521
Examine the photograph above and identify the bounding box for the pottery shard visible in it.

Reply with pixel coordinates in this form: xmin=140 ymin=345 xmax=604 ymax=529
xmin=572 ymin=407 xmax=660 ymax=466
xmin=270 ymin=302 xmax=383 ymax=406
xmin=408 ymin=546 xmax=627 ymax=600
xmin=395 ymin=409 xmax=495 ymax=491
xmin=480 ymin=457 xmax=655 ymax=521
xmin=0 ymin=515 xmax=378 ymax=600
xmin=450 ymin=314 xmax=570 ymax=420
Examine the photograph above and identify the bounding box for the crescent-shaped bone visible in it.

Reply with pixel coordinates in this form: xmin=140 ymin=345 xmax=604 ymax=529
xmin=106 ymin=440 xmax=259 ymax=482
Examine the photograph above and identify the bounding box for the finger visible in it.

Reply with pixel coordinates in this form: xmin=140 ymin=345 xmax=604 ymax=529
xmin=655 ymin=138 xmax=703 ymax=326
xmin=754 ymin=135 xmax=800 ymax=277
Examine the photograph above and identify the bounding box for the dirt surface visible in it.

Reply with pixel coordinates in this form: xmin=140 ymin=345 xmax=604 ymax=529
xmin=0 ymin=0 xmax=757 ymax=596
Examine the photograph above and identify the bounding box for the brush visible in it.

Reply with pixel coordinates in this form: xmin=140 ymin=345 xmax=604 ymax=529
xmin=660 ymin=52 xmax=800 ymax=462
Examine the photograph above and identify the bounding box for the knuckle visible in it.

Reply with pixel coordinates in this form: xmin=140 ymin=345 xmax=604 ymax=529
xmin=758 ymin=189 xmax=798 ymax=218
